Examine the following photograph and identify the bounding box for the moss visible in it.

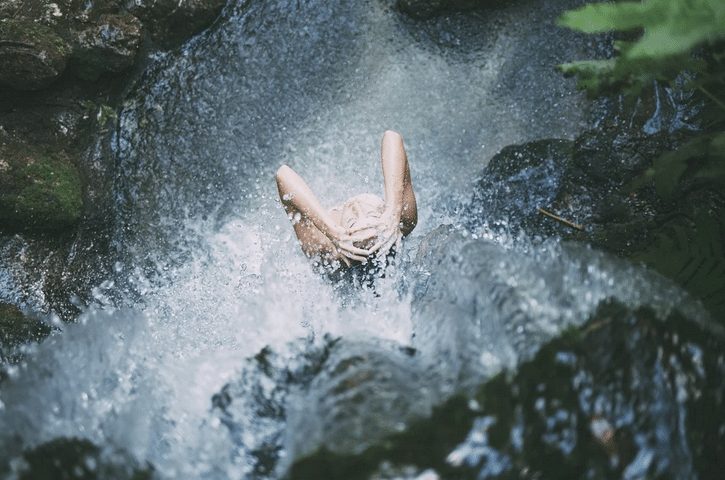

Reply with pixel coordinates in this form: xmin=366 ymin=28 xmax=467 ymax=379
xmin=13 ymin=160 xmax=83 ymax=226
xmin=0 ymin=142 xmax=83 ymax=231
xmin=0 ymin=19 xmax=71 ymax=90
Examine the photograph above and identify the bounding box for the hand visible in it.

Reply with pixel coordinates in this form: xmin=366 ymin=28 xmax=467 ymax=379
xmin=360 ymin=211 xmax=402 ymax=258
xmin=327 ymin=226 xmax=372 ymax=263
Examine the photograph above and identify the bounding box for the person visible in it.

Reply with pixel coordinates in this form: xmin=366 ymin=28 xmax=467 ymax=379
xmin=275 ymin=130 xmax=417 ymax=269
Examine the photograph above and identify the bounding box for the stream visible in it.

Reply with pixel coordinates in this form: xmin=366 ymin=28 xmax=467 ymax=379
xmin=0 ymin=0 xmax=720 ymax=479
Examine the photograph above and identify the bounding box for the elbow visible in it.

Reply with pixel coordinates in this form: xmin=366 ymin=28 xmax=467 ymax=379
xmin=383 ymin=130 xmax=402 ymax=140
xmin=275 ymin=164 xmax=291 ymax=194
xmin=276 ymin=164 xmax=291 ymax=180
xmin=276 ymin=164 xmax=292 ymax=186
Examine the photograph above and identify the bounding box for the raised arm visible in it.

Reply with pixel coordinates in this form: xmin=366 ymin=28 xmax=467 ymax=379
xmin=362 ymin=131 xmax=418 ymax=257
xmin=381 ymin=130 xmax=417 ymax=236
xmin=276 ymin=165 xmax=339 ymax=238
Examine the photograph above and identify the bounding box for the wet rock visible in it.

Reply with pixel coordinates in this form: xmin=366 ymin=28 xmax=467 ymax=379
xmin=0 ymin=19 xmax=71 ymax=90
xmin=464 ymin=120 xmax=725 ymax=318
xmin=212 ymin=337 xmax=437 ymax=477
xmin=288 ymin=301 xmax=725 ymax=479
xmin=466 ymin=139 xmax=575 ymax=233
xmin=0 ymin=139 xmax=83 ymax=231
xmin=4 ymin=437 xmax=154 ymax=480
xmin=71 ymin=13 xmax=143 ymax=81
xmin=129 ymin=0 xmax=227 ymax=47
xmin=284 ymin=339 xmax=434 ymax=463
xmin=211 ymin=338 xmax=334 ymax=477
xmin=0 ymin=302 xmax=50 ymax=364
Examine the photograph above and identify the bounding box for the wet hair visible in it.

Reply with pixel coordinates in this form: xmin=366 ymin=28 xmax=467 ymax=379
xmin=340 ymin=193 xmax=386 ymax=249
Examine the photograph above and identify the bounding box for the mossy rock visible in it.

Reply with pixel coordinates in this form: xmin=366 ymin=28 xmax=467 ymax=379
xmin=0 ymin=19 xmax=71 ymax=90
xmin=0 ymin=140 xmax=83 ymax=231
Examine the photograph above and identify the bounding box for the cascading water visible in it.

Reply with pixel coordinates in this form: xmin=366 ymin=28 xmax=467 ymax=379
xmin=0 ymin=0 xmax=717 ymax=479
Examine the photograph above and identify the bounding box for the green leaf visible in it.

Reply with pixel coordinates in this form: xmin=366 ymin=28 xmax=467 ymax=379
xmin=557 ymin=2 xmax=651 ymax=33
xmin=558 ymin=0 xmax=725 ymax=93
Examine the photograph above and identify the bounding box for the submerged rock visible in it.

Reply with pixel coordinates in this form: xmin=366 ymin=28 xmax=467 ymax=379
xmin=4 ymin=437 xmax=154 ymax=480
xmin=288 ymin=301 xmax=725 ymax=479
xmin=0 ymin=139 xmax=83 ymax=231
xmin=71 ymin=13 xmax=143 ymax=81
xmin=284 ymin=339 xmax=434 ymax=462
xmin=0 ymin=302 xmax=50 ymax=365
xmin=212 ymin=336 xmax=438 ymax=478
xmin=212 ymin=339 xmax=332 ymax=477
xmin=0 ymin=20 xmax=71 ymax=90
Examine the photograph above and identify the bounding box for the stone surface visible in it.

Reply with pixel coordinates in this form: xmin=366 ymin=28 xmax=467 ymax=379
xmin=464 ymin=117 xmax=725 ymax=318
xmin=396 ymin=0 xmax=501 ymax=19
xmin=211 ymin=336 xmax=434 ymax=477
xmin=129 ymin=0 xmax=227 ymax=47
xmin=288 ymin=301 xmax=725 ymax=479
xmin=0 ymin=139 xmax=83 ymax=231
xmin=71 ymin=13 xmax=143 ymax=81
xmin=7 ymin=437 xmax=153 ymax=480
xmin=0 ymin=302 xmax=50 ymax=364
xmin=0 ymin=19 xmax=71 ymax=90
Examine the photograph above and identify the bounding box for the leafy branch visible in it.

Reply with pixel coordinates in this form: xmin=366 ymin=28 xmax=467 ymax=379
xmin=558 ymin=0 xmax=725 ymax=195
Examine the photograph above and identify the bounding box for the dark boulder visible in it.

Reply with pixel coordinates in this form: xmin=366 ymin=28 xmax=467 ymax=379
xmin=288 ymin=301 xmax=725 ymax=479
xmin=4 ymin=437 xmax=154 ymax=480
xmin=70 ymin=13 xmax=143 ymax=81
xmin=212 ymin=337 xmax=437 ymax=477
xmin=464 ymin=123 xmax=725 ymax=318
xmin=0 ymin=139 xmax=83 ymax=231
xmin=0 ymin=302 xmax=50 ymax=366
xmin=0 ymin=19 xmax=71 ymax=90
xmin=465 ymin=138 xmax=575 ymax=233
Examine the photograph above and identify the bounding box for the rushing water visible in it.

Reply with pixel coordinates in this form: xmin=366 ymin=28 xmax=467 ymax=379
xmin=0 ymin=0 xmax=716 ymax=479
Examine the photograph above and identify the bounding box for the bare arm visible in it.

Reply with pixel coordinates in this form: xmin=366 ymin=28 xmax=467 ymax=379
xmin=361 ymin=131 xmax=418 ymax=257
xmin=276 ymin=165 xmax=340 ymax=238
xmin=381 ymin=130 xmax=417 ymax=236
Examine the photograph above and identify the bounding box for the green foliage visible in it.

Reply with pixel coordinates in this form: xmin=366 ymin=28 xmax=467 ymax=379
xmin=558 ymin=0 xmax=725 ymax=198
xmin=635 ymin=208 xmax=725 ymax=313
xmin=0 ymin=147 xmax=83 ymax=231
xmin=558 ymin=0 xmax=725 ymax=94
xmin=558 ymin=0 xmax=725 ymax=317
xmin=559 ymin=0 xmax=725 ymax=58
